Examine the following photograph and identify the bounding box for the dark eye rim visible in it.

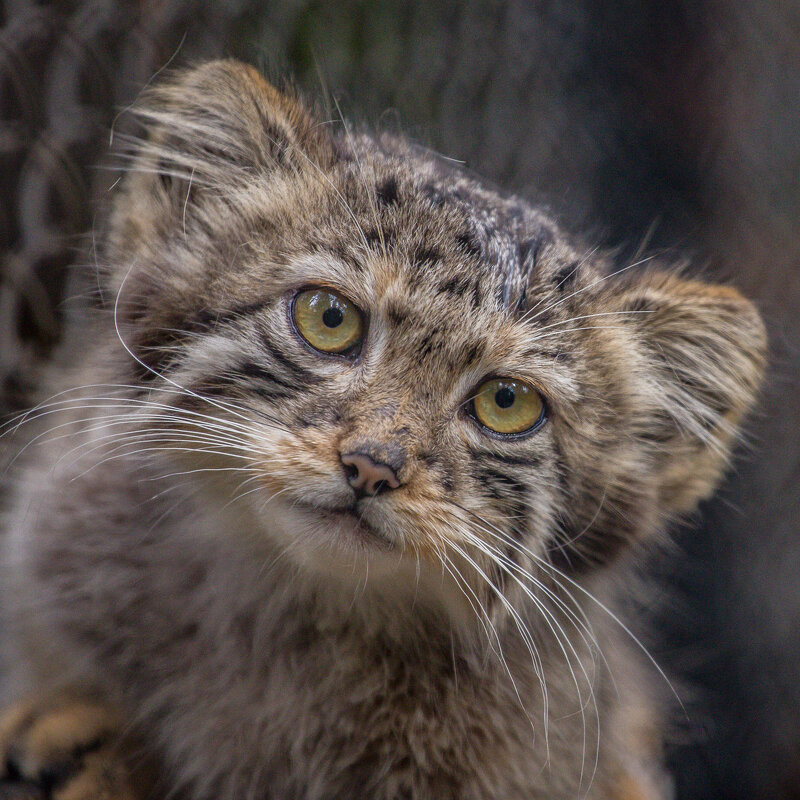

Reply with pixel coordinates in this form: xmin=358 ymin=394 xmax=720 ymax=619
xmin=464 ymin=376 xmax=548 ymax=440
xmin=288 ymin=285 xmax=367 ymax=360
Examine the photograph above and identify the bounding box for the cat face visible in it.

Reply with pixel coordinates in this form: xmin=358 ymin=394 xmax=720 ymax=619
xmin=104 ymin=61 xmax=765 ymax=612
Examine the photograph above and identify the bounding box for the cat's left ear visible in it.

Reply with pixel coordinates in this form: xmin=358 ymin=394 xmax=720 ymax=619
xmin=612 ymin=271 xmax=767 ymax=513
xmin=126 ymin=59 xmax=334 ymax=188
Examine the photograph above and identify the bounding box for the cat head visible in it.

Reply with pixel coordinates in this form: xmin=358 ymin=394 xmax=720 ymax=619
xmin=103 ymin=60 xmax=766 ymax=614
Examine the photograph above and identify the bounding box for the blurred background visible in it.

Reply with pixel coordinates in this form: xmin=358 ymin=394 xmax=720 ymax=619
xmin=1 ymin=1 xmax=798 ymax=797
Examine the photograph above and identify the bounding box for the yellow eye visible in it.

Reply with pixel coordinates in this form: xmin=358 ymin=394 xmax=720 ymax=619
xmin=292 ymin=288 xmax=364 ymax=355
xmin=472 ymin=378 xmax=545 ymax=435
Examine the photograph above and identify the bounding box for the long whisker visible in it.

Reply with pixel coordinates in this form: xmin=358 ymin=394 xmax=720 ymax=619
xmin=530 ymin=309 xmax=655 ymax=337
xmin=455 ymin=524 xmax=600 ymax=789
xmin=112 ymin=265 xmax=285 ymax=431
xmin=453 ymin=503 xmax=682 ymax=713
xmin=453 ymin=505 xmax=611 ymax=666
xmin=535 ymin=553 xmax=685 ymax=714
xmin=445 ymin=538 xmax=545 ymax=755
xmin=3 ymin=387 xmax=283 ymax=439
xmin=438 ymin=548 xmax=537 ymax=743
xmin=52 ymin=430 xmax=258 ymax=475
xmin=521 ymin=253 xmax=658 ymax=325
xmin=4 ymin=401 xmax=267 ymax=472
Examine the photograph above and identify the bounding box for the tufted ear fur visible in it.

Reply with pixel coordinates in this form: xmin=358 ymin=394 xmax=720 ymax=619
xmin=105 ymin=60 xmax=333 ymax=271
xmin=101 ymin=60 xmax=335 ymax=378
xmin=552 ymin=271 xmax=766 ymax=572
xmin=613 ymin=271 xmax=767 ymax=514
xmin=126 ymin=59 xmax=330 ymax=192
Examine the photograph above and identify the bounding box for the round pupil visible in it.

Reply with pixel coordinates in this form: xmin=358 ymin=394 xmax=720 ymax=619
xmin=494 ymin=386 xmax=515 ymax=409
xmin=322 ymin=306 xmax=343 ymax=328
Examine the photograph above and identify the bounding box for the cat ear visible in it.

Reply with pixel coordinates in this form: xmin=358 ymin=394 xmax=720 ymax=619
xmin=103 ymin=61 xmax=334 ymax=368
xmin=613 ymin=271 xmax=767 ymax=513
xmin=136 ymin=59 xmax=329 ymax=179
xmin=110 ymin=59 xmax=332 ymax=233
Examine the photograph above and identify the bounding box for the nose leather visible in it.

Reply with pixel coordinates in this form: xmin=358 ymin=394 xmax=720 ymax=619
xmin=341 ymin=452 xmax=401 ymax=496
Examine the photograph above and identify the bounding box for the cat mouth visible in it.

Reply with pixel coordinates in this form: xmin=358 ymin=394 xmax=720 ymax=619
xmin=290 ymin=501 xmax=394 ymax=549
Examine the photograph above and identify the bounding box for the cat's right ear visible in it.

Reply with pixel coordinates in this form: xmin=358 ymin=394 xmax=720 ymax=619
xmin=108 ymin=59 xmax=333 ymax=245
xmin=102 ymin=60 xmax=334 ymax=350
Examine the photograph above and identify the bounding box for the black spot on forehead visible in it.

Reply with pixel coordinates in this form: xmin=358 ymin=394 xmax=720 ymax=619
xmin=329 ymin=244 xmax=364 ymax=272
xmin=415 ymin=331 xmax=442 ymax=359
xmin=461 ymin=341 xmax=485 ymax=366
xmin=385 ymin=301 xmax=408 ymax=326
xmin=437 ymin=276 xmax=471 ymax=297
xmin=365 ymin=227 xmax=395 ymax=249
xmin=455 ymin=229 xmax=483 ymax=260
xmin=376 ymin=176 xmax=399 ymax=206
xmin=413 ymin=246 xmax=441 ymax=267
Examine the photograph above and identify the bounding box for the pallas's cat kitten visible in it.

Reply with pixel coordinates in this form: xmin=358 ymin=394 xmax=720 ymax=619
xmin=0 ymin=61 xmax=765 ymax=800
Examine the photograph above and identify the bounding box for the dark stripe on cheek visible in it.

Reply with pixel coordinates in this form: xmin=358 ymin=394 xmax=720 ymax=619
xmin=419 ymin=451 xmax=456 ymax=493
xmin=186 ymin=375 xmax=238 ymax=398
xmin=468 ymin=448 xmax=542 ymax=468
xmin=235 ymin=360 xmax=299 ymax=392
xmin=127 ymin=330 xmax=184 ymax=385
xmin=552 ymin=440 xmax=568 ymax=497
xmin=188 ymin=372 xmax=292 ymax=403
xmin=473 ymin=467 xmax=529 ymax=506
xmin=128 ymin=356 xmax=177 ymax=389
xmin=261 ymin=339 xmax=321 ymax=384
xmin=554 ymin=261 xmax=580 ymax=290
xmin=191 ymin=298 xmax=275 ymax=331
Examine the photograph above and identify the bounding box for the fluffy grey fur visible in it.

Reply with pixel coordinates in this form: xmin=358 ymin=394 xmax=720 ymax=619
xmin=0 ymin=61 xmax=766 ymax=800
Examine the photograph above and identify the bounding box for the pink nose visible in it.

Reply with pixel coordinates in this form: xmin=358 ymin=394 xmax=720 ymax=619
xmin=341 ymin=452 xmax=401 ymax=496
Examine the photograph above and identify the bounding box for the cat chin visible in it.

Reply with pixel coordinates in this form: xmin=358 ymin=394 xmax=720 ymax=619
xmin=258 ymin=495 xmax=394 ymax=556
xmin=248 ymin=494 xmax=477 ymax=624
